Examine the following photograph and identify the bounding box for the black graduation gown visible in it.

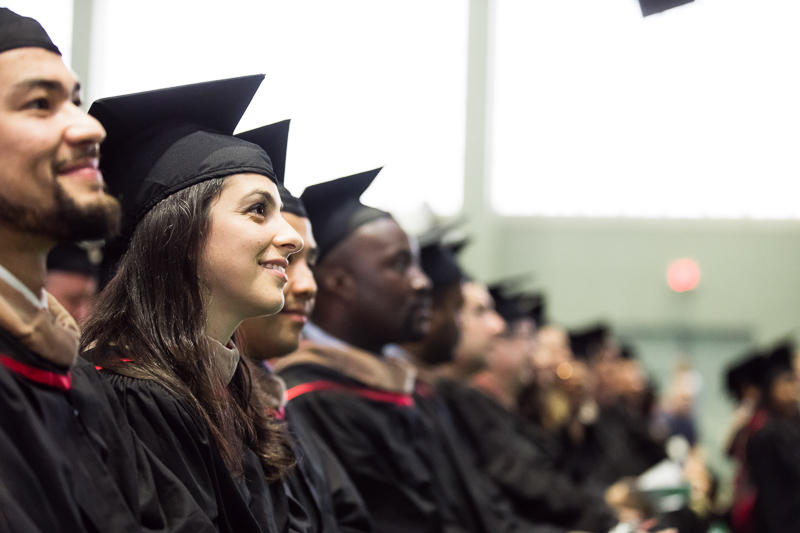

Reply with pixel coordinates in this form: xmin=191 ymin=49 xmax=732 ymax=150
xmin=434 ymin=378 xmax=618 ymax=533
xmin=279 ymin=359 xmax=475 ymax=533
xmin=414 ymin=382 xmax=565 ymax=533
xmin=284 ymin=409 xmax=373 ymax=533
xmin=0 ymin=327 xmax=208 ymax=533
xmin=98 ymin=366 xmax=290 ymax=533
xmin=559 ymin=404 xmax=666 ymax=490
xmin=746 ymin=412 xmax=800 ymax=533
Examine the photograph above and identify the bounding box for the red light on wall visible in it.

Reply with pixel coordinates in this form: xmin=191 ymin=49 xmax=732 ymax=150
xmin=667 ymin=258 xmax=700 ymax=292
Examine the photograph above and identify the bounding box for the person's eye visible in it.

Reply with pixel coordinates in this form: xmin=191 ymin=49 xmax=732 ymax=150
xmin=392 ymin=256 xmax=411 ymax=273
xmin=25 ymin=98 xmax=51 ymax=111
xmin=248 ymin=202 xmax=267 ymax=216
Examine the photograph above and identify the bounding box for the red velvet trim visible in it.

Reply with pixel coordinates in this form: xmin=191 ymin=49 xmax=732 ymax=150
xmin=414 ymin=380 xmax=434 ymax=398
xmin=94 ymin=358 xmax=133 ymax=371
xmin=286 ymin=380 xmax=414 ymax=407
xmin=731 ymin=493 xmax=756 ymax=533
xmin=0 ymin=354 xmax=71 ymax=392
xmin=748 ymin=409 xmax=768 ymax=434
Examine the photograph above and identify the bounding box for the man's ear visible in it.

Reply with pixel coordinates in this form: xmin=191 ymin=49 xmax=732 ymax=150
xmin=316 ymin=264 xmax=356 ymax=302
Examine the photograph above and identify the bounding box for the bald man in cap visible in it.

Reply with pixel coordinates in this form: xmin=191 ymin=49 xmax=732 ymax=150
xmin=275 ymin=171 xmax=531 ymax=533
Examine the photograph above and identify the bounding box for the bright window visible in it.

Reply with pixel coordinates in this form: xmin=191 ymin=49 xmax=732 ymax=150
xmin=491 ymin=0 xmax=800 ymax=218
xmin=88 ymin=0 xmax=468 ymax=216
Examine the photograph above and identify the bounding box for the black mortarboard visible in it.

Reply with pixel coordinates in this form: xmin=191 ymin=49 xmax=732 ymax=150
xmin=236 ymin=120 xmax=307 ymax=218
xmin=420 ymin=243 xmax=464 ymax=292
xmin=619 ymin=344 xmax=638 ymax=360
xmin=89 ymin=75 xmax=274 ymax=245
xmin=487 ymin=276 xmax=538 ymax=322
xmin=638 ymin=0 xmax=694 ymax=17
xmin=446 ymin=237 xmax=471 ymax=257
xmin=417 ymin=223 xmax=468 ymax=291
xmin=488 ymin=284 xmax=524 ymax=325
xmin=760 ymin=341 xmax=796 ymax=394
xmin=46 ymin=243 xmax=99 ymax=278
xmin=0 ymin=8 xmax=60 ymax=55
xmin=569 ymin=324 xmax=610 ymax=361
xmin=520 ymin=293 xmax=546 ymax=327
xmin=300 ymin=169 xmax=392 ymax=263
xmin=489 ymin=286 xmax=545 ymax=329
xmin=725 ymin=352 xmax=766 ymax=402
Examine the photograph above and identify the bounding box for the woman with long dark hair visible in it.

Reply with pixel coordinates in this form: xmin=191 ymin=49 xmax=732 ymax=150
xmin=81 ymin=75 xmax=303 ymax=533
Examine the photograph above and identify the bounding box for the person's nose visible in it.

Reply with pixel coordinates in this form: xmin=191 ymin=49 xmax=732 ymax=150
xmin=64 ymin=104 xmax=106 ymax=147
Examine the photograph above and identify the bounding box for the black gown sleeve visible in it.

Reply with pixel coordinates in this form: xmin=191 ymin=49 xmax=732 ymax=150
xmin=102 ymin=371 xmax=285 ymax=533
xmin=73 ymin=359 xmax=214 ymax=533
xmin=307 ymin=429 xmax=374 ymax=533
xmin=286 ymin=406 xmax=373 ymax=533
xmin=0 ymin=334 xmax=140 ymax=533
xmin=0 ymin=411 xmax=73 ymax=533
xmin=280 ymin=364 xmax=457 ymax=533
xmin=436 ymin=380 xmax=618 ymax=533
xmin=746 ymin=415 xmax=800 ymax=533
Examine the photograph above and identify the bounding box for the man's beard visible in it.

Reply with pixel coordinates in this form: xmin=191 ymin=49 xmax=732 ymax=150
xmin=0 ymin=180 xmax=121 ymax=242
xmin=399 ymin=296 xmax=433 ymax=344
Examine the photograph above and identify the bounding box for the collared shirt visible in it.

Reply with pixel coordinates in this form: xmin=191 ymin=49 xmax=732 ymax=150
xmin=0 ymin=262 xmax=47 ymax=310
xmin=302 ymin=322 xmax=354 ymax=353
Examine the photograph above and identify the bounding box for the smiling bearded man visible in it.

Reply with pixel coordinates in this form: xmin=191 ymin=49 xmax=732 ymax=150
xmin=273 ymin=170 xmax=535 ymax=533
xmin=0 ymin=9 xmax=206 ymax=533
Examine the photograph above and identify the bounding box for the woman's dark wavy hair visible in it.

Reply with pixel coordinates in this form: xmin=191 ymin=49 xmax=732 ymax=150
xmin=81 ymin=178 xmax=294 ymax=481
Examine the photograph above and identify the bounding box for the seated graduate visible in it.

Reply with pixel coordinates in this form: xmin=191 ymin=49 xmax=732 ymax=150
xmin=401 ymin=245 xmax=618 ymax=533
xmin=235 ymin=120 xmax=372 ymax=533
xmin=533 ymin=327 xmax=665 ymax=491
xmin=745 ymin=342 xmax=800 ymax=533
xmin=0 ymin=9 xmax=209 ymax=532
xmin=723 ymin=352 xmax=764 ymax=533
xmin=45 ymin=243 xmax=100 ymax=325
xmin=81 ymin=75 xmax=304 ymax=533
xmin=274 ymin=171 xmax=526 ymax=533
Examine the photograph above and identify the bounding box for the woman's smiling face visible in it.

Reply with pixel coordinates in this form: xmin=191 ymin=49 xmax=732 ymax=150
xmin=199 ymin=173 xmax=303 ymax=334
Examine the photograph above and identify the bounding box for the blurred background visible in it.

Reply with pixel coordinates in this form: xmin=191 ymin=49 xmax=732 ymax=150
xmin=17 ymin=0 xmax=800 ymax=507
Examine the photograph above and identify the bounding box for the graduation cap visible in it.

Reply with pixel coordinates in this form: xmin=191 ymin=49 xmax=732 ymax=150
xmin=725 ymin=352 xmax=766 ymax=402
xmin=760 ymin=341 xmax=796 ymax=394
xmin=638 ymin=0 xmax=694 ymax=17
xmin=487 ymin=276 xmax=536 ymax=320
xmin=0 ymin=8 xmax=60 ymax=55
xmin=420 ymin=242 xmax=465 ymax=292
xmin=489 ymin=284 xmax=546 ymax=329
xmin=417 ymin=218 xmax=467 ymax=247
xmin=619 ymin=344 xmax=638 ymax=360
xmin=235 ymin=120 xmax=307 ymax=218
xmin=488 ymin=284 xmax=524 ymax=325
xmin=446 ymin=237 xmax=471 ymax=257
xmin=521 ymin=293 xmax=546 ymax=327
xmin=417 ymin=222 xmax=469 ymax=291
xmin=46 ymin=242 xmax=100 ymax=278
xmin=569 ymin=324 xmax=610 ymax=361
xmin=89 ymin=74 xmax=274 ymax=246
xmin=300 ymin=169 xmax=392 ymax=263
